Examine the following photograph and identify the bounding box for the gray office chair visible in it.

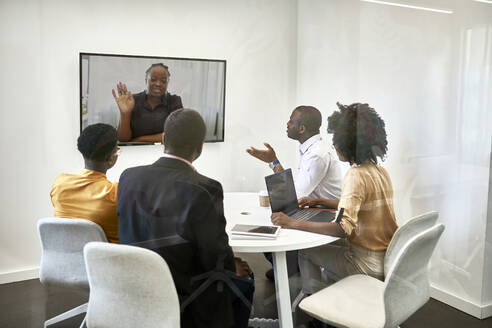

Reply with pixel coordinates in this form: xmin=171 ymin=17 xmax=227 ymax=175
xmin=292 ymin=211 xmax=440 ymax=316
xmin=299 ymin=224 xmax=445 ymax=328
xmin=84 ymin=242 xmax=180 ymax=328
xmin=37 ymin=217 xmax=108 ymax=328
xmin=384 ymin=211 xmax=438 ymax=277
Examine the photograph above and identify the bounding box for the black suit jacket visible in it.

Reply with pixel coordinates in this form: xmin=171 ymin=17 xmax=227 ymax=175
xmin=117 ymin=157 xmax=235 ymax=328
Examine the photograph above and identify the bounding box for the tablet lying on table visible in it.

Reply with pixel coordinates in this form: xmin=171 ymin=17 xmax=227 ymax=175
xmin=230 ymin=224 xmax=281 ymax=239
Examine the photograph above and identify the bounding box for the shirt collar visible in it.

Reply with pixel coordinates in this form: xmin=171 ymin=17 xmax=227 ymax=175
xmin=143 ymin=92 xmax=167 ymax=110
xmin=162 ymin=153 xmax=197 ymax=171
xmin=80 ymin=169 xmax=107 ymax=177
xmin=299 ymin=134 xmax=322 ymax=155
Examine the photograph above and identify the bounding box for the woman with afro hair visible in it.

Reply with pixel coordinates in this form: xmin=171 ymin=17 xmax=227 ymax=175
xmin=271 ymin=102 xmax=398 ymax=295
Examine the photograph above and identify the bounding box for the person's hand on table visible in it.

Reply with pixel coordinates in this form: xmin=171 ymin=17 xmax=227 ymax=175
xmin=234 ymin=257 xmax=252 ymax=279
xmin=271 ymin=212 xmax=297 ymax=229
xmin=299 ymin=197 xmax=339 ymax=209
xmin=246 ymin=142 xmax=278 ymax=163
xmin=298 ymin=197 xmax=319 ymax=208
xmin=112 ymin=82 xmax=135 ymax=115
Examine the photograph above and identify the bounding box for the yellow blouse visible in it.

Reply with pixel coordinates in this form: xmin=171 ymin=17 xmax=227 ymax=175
xmin=337 ymin=163 xmax=397 ymax=251
xmin=50 ymin=169 xmax=119 ymax=243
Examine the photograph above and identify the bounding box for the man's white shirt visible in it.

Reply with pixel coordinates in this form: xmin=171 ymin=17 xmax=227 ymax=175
xmin=294 ymin=134 xmax=342 ymax=199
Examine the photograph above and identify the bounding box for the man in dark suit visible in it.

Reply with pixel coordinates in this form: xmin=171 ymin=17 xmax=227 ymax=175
xmin=117 ymin=109 xmax=254 ymax=328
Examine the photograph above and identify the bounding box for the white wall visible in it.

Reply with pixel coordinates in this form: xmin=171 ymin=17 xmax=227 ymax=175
xmin=0 ymin=0 xmax=299 ymax=279
xmin=297 ymin=0 xmax=492 ymax=318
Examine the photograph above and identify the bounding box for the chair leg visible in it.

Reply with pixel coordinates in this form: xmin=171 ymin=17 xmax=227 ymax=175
xmin=44 ymin=303 xmax=88 ymax=327
xmin=79 ymin=314 xmax=87 ymax=328
xmin=291 ymin=290 xmax=306 ymax=327
xmin=292 ymin=290 xmax=306 ymax=312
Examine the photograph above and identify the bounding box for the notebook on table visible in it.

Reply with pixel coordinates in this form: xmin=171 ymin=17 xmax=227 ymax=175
xmin=230 ymin=224 xmax=281 ymax=239
xmin=265 ymin=168 xmax=336 ymax=222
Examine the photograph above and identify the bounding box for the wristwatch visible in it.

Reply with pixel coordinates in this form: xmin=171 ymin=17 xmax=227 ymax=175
xmin=269 ymin=159 xmax=280 ymax=169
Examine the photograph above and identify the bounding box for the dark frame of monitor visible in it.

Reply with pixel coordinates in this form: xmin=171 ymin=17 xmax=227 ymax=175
xmin=79 ymin=52 xmax=226 ymax=143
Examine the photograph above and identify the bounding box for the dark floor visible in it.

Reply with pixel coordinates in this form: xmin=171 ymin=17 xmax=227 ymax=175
xmin=1 ymin=253 xmax=491 ymax=328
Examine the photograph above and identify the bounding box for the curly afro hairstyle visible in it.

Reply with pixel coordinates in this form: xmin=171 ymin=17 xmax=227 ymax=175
xmin=327 ymin=102 xmax=387 ymax=165
xmin=77 ymin=123 xmax=118 ymax=161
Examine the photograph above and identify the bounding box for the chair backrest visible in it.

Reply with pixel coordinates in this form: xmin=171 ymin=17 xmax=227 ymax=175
xmin=84 ymin=242 xmax=180 ymax=328
xmin=37 ymin=217 xmax=107 ymax=290
xmin=384 ymin=211 xmax=439 ymax=276
xmin=383 ymin=224 xmax=444 ymax=328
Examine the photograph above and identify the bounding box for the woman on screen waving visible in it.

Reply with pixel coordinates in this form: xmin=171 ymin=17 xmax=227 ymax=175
xmin=112 ymin=63 xmax=183 ymax=143
xmin=271 ymin=102 xmax=398 ymax=294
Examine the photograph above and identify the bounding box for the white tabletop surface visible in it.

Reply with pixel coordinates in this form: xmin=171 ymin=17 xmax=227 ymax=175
xmin=224 ymin=192 xmax=338 ymax=252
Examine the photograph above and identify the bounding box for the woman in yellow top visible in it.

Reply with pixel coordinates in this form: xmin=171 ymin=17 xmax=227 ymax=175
xmin=271 ymin=102 xmax=398 ymax=294
xmin=50 ymin=124 xmax=120 ymax=243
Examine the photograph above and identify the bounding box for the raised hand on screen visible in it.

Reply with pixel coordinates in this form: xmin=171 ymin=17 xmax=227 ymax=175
xmin=112 ymin=82 xmax=135 ymax=115
xmin=246 ymin=142 xmax=277 ymax=163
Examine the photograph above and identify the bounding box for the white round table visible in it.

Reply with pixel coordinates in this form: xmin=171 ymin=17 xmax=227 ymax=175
xmin=224 ymin=192 xmax=338 ymax=328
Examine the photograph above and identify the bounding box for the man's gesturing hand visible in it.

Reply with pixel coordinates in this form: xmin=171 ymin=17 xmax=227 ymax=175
xmin=246 ymin=142 xmax=278 ymax=163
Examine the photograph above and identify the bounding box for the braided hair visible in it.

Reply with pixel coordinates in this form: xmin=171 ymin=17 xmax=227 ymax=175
xmin=145 ymin=63 xmax=170 ymax=79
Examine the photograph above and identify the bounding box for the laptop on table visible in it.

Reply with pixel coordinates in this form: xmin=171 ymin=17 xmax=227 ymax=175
xmin=265 ymin=169 xmax=336 ymax=223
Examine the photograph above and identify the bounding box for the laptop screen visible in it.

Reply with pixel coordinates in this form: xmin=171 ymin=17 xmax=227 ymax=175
xmin=265 ymin=169 xmax=299 ymax=214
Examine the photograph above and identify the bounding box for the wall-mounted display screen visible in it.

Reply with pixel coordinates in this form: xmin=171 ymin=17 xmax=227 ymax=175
xmin=80 ymin=52 xmax=226 ymax=144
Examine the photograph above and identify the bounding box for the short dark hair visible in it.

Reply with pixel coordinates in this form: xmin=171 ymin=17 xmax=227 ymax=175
xmin=77 ymin=124 xmax=117 ymax=161
xmin=294 ymin=106 xmax=322 ymax=134
xmin=164 ymin=109 xmax=206 ymax=156
xmin=328 ymin=102 xmax=388 ymax=165
xmin=145 ymin=63 xmax=170 ymax=79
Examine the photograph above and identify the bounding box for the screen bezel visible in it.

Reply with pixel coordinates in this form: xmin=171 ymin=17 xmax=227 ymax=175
xmin=79 ymin=52 xmax=227 ymax=143
xmin=265 ymin=168 xmax=299 ymax=214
